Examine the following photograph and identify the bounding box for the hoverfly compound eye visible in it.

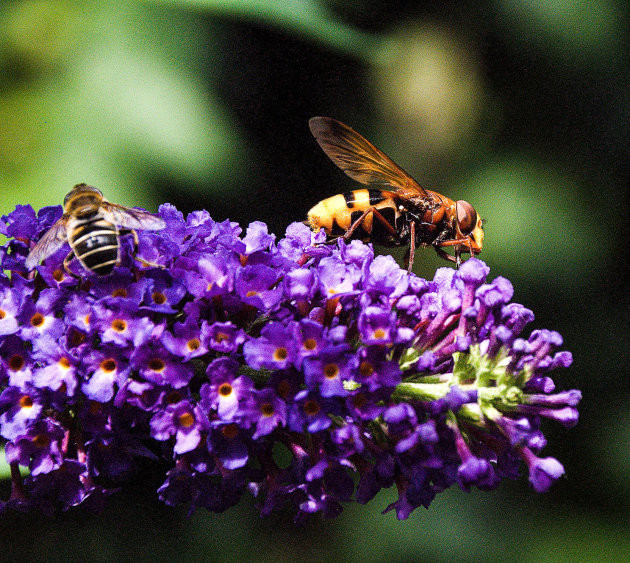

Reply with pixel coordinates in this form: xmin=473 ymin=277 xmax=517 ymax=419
xmin=456 ymin=200 xmax=477 ymax=235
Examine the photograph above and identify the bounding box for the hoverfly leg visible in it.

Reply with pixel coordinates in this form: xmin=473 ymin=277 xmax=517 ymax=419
xmin=406 ymin=220 xmax=416 ymax=273
xmin=455 ymin=246 xmax=462 ymax=268
xmin=434 ymin=246 xmax=458 ymax=264
xmin=62 ymin=251 xmax=84 ymax=287
xmin=343 ymin=206 xmax=397 ymax=242
xmin=130 ymin=229 xmax=164 ymax=270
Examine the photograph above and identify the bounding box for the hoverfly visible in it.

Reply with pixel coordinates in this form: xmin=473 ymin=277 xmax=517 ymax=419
xmin=306 ymin=117 xmax=484 ymax=271
xmin=25 ymin=183 xmax=166 ymax=276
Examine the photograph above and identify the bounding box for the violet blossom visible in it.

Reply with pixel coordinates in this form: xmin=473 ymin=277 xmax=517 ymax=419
xmin=0 ymin=201 xmax=581 ymax=520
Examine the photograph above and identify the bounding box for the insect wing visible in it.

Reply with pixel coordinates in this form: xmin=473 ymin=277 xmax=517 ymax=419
xmin=309 ymin=117 xmax=427 ymax=197
xmin=24 ymin=216 xmax=69 ymax=269
xmin=101 ymin=202 xmax=166 ymax=231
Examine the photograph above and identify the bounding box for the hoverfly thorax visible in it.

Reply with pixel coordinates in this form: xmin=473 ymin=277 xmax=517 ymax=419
xmin=63 ymin=184 xmax=104 ymax=217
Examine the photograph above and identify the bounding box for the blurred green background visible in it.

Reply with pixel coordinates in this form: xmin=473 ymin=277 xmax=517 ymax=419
xmin=1 ymin=0 xmax=628 ymax=561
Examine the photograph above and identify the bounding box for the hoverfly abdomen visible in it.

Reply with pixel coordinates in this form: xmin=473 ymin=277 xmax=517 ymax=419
xmin=70 ymin=217 xmax=120 ymax=275
xmin=308 ymin=188 xmax=401 ymax=242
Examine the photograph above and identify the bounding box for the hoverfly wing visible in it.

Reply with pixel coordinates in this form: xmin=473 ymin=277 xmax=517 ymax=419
xmin=24 ymin=216 xmax=69 ymax=270
xmin=101 ymin=202 xmax=166 ymax=231
xmin=309 ymin=117 xmax=427 ymax=197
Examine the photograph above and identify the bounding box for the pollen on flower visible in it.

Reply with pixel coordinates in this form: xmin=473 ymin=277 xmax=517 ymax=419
xmin=246 ymin=290 xmax=258 ymax=297
xmin=53 ymin=269 xmax=65 ymax=282
xmin=323 ymin=363 xmax=339 ymax=379
xmin=148 ymin=358 xmax=166 ymax=372
xmin=303 ymin=338 xmax=317 ymax=351
xmin=58 ymin=357 xmax=71 ymax=369
xmin=112 ymin=288 xmax=128 ymax=298
xmin=178 ymin=412 xmax=195 ymax=428
xmin=222 ymin=424 xmax=238 ymax=439
xmin=32 ymin=434 xmax=50 ymax=448
xmin=19 ymin=395 xmax=33 ymax=408
xmin=303 ymin=399 xmax=321 ymax=416
xmin=372 ymin=329 xmax=386 ymax=339
xmin=187 ymin=338 xmax=201 ymax=352
xmin=277 ymin=378 xmax=291 ymax=399
xmin=152 ymin=292 xmax=166 ymax=304
xmin=100 ymin=359 xmax=116 ymax=372
xmin=351 ymin=393 xmax=367 ymax=409
xmin=30 ymin=313 xmax=45 ymax=327
xmin=111 ymin=319 xmax=127 ymax=332
xmin=165 ymin=391 xmax=183 ymax=404
xmin=9 ymin=354 xmax=25 ymax=371
xmin=273 ymin=347 xmax=288 ymax=361
xmin=214 ymin=332 xmax=229 ymax=343
xmin=219 ymin=383 xmax=233 ymax=397
xmin=260 ymin=403 xmax=275 ymax=417
xmin=359 ymin=361 xmax=374 ymax=378
xmin=0 ymin=310 xmax=6 ymax=320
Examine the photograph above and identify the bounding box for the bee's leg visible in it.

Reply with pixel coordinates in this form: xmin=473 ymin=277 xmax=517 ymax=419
xmin=130 ymin=229 xmax=164 ymax=269
xmin=343 ymin=207 xmax=397 ymax=241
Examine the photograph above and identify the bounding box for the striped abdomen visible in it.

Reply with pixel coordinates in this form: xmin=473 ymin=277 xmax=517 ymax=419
xmin=69 ymin=214 xmax=120 ymax=275
xmin=307 ymin=188 xmax=403 ymax=244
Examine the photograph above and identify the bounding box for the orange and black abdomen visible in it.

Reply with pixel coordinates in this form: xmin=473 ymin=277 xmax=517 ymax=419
xmin=69 ymin=215 xmax=120 ymax=275
xmin=307 ymin=189 xmax=402 ymax=244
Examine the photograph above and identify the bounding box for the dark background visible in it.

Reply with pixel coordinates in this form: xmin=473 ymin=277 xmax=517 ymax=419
xmin=1 ymin=1 xmax=628 ymax=560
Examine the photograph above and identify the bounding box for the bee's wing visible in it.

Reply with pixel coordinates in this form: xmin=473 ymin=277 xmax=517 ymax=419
xmin=309 ymin=117 xmax=427 ymax=197
xmin=24 ymin=217 xmax=69 ymax=269
xmin=101 ymin=202 xmax=166 ymax=231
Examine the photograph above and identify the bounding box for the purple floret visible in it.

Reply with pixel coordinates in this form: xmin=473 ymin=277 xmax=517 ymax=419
xmin=0 ymin=202 xmax=580 ymax=521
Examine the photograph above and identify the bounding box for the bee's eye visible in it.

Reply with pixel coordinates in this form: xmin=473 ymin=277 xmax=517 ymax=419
xmin=456 ymin=201 xmax=477 ymax=235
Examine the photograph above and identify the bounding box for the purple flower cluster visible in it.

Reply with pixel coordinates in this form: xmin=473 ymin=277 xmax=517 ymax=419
xmin=0 ymin=202 xmax=581 ymax=519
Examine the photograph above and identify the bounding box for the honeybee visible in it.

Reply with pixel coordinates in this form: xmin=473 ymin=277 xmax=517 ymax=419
xmin=25 ymin=183 xmax=166 ymax=276
xmin=306 ymin=117 xmax=484 ymax=270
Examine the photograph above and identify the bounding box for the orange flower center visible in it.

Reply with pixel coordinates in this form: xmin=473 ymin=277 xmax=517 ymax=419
xmin=273 ymin=347 xmax=288 ymax=361
xmin=32 ymin=434 xmax=50 ymax=448
xmin=152 ymin=292 xmax=166 ymax=305
xmin=178 ymin=412 xmax=195 ymax=428
xmin=222 ymin=424 xmax=238 ymax=439
xmin=166 ymin=391 xmax=182 ymax=404
xmin=219 ymin=383 xmax=233 ymax=397
xmin=19 ymin=395 xmax=33 ymax=408
xmin=323 ymin=363 xmax=339 ymax=379
xmin=187 ymin=338 xmax=201 ymax=352
xmin=359 ymin=361 xmax=374 ymax=378
xmin=303 ymin=338 xmax=317 ymax=351
xmin=148 ymin=358 xmax=166 ymax=372
xmin=352 ymin=394 xmax=367 ymax=409
xmin=30 ymin=313 xmax=44 ymax=327
xmin=214 ymin=332 xmax=229 ymax=343
xmin=303 ymin=400 xmax=321 ymax=416
xmin=9 ymin=354 xmax=25 ymax=371
xmin=111 ymin=319 xmax=127 ymax=333
xmin=260 ymin=402 xmax=274 ymax=417
xmin=100 ymin=359 xmax=116 ymax=372
xmin=112 ymin=288 xmax=127 ymax=298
